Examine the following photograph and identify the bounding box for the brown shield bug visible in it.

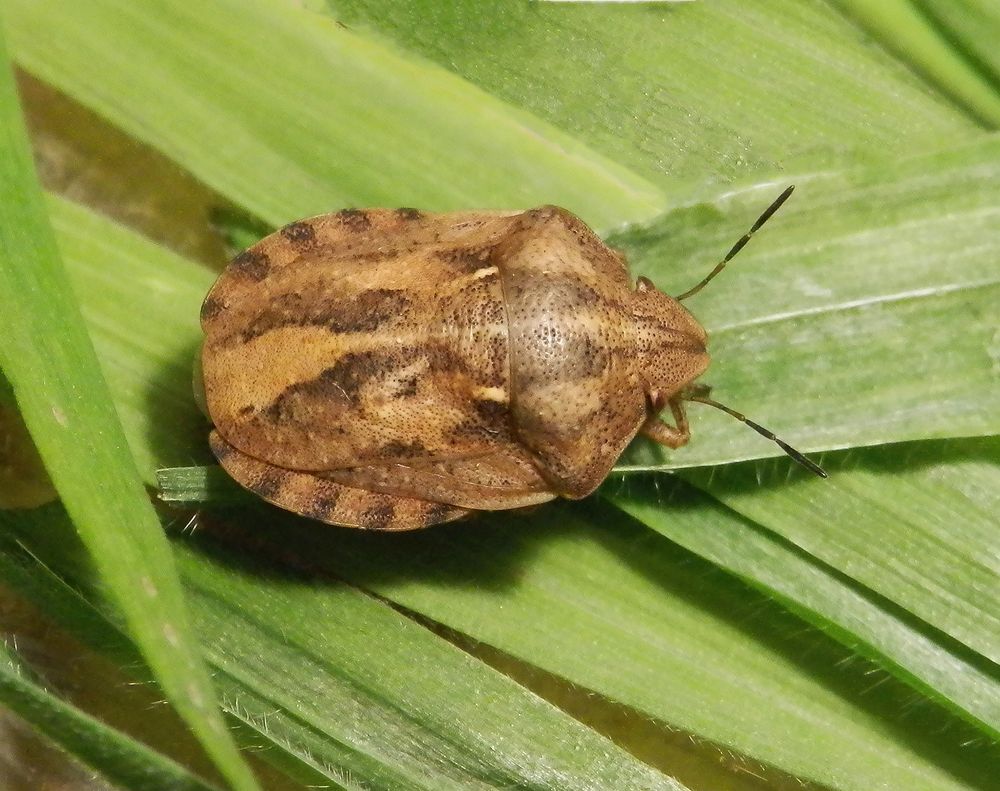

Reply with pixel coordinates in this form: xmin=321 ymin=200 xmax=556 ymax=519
xmin=197 ymin=188 xmax=824 ymax=530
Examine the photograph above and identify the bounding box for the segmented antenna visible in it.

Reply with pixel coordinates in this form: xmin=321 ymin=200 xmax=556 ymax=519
xmin=676 ymin=185 xmax=795 ymax=302
xmin=687 ymin=392 xmax=827 ymax=478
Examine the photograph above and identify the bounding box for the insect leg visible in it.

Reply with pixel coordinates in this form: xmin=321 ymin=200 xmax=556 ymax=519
xmin=640 ymin=398 xmax=691 ymax=449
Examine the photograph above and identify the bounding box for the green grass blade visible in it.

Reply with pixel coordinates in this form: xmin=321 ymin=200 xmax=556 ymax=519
xmin=179 ymin=541 xmax=688 ymax=791
xmin=5 ymin=0 xmax=664 ymax=230
xmin=7 ymin=2 xmax=999 ymax=786
xmin=158 ymin=457 xmax=1000 ymax=739
xmin=601 ymin=140 xmax=1000 ymax=681
xmin=606 ymin=459 xmax=1000 ymax=737
xmin=612 ymin=137 xmax=1000 ymax=469
xmin=47 ymin=195 xmax=213 ymax=481
xmin=12 ymin=497 xmax=998 ymax=791
xmin=678 ymin=439 xmax=1000 ymax=667
xmin=50 ymin=137 xmax=1000 ymax=485
xmin=190 ymin=502 xmax=1000 ymax=791
xmin=1 ymin=508 xmax=689 ymax=791
xmin=831 ymin=0 xmax=1000 ymax=125
xmin=39 ymin=190 xmax=1000 ymax=788
xmin=327 ymin=0 xmax=983 ymax=188
xmin=0 ymin=26 xmax=259 ymax=791
xmin=50 ymin=154 xmax=1000 ymax=772
xmin=913 ymin=0 xmax=1000 ymax=87
xmin=158 ymin=466 xmax=258 ymax=508
xmin=0 ymin=387 xmax=55 ymax=509
xmin=0 ymin=640 xmax=220 ymax=791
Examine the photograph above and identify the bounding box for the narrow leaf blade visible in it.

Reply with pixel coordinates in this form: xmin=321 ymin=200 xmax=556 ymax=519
xmin=5 ymin=0 xmax=665 ymax=230
xmin=0 ymin=24 xmax=258 ymax=791
xmin=1 ymin=508 xmax=689 ymax=791
xmin=0 ymin=640 xmax=219 ymax=791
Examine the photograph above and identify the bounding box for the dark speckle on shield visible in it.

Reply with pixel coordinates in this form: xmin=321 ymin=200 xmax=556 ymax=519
xmin=239 ymin=288 xmax=410 ymax=342
xmin=280 ymin=221 xmax=318 ymax=247
xmin=423 ymin=501 xmax=457 ymax=527
xmin=361 ymin=502 xmax=395 ymax=530
xmin=252 ymin=469 xmax=284 ymax=500
xmin=231 ymin=249 xmax=271 ymax=281
xmin=200 ymin=296 xmax=224 ymax=322
xmin=336 ymin=208 xmax=373 ymax=231
xmin=303 ymin=491 xmax=341 ymax=521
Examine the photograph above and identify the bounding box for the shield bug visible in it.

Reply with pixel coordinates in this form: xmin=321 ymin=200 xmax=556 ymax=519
xmin=197 ymin=190 xmax=824 ymax=530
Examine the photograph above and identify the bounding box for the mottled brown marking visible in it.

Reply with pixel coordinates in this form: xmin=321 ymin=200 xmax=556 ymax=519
xmin=424 ymin=340 xmax=468 ymax=376
xmin=344 ymin=249 xmax=397 ymax=263
xmin=237 ymin=405 xmax=255 ymax=417
xmin=239 ymin=288 xmax=410 ymax=341
xmin=323 ymin=352 xmax=385 ymax=401
xmin=303 ymin=492 xmax=340 ymax=521
xmin=473 ymin=399 xmax=507 ymax=423
xmin=378 ymin=439 xmax=428 ymax=458
xmin=361 ymin=502 xmax=395 ymax=530
xmin=210 ymin=431 xmax=475 ymax=529
xmin=396 ymin=207 xmax=422 ymax=220
xmin=423 ymin=338 xmax=505 ymax=388
xmin=423 ymin=501 xmax=458 ymax=527
xmin=393 ymin=375 xmax=419 ymax=398
xmin=328 ymin=289 xmax=411 ymax=333
xmin=438 ymin=245 xmax=494 ymax=273
xmin=200 ymin=296 xmax=224 ymax=322
xmin=252 ymin=469 xmax=284 ymax=499
xmin=261 ymin=347 xmax=425 ymax=425
xmin=280 ymin=221 xmax=317 ymax=246
xmin=454 ymin=419 xmax=504 ymax=441
xmin=231 ymin=249 xmax=271 ymax=281
xmin=482 ymin=335 xmax=508 ymax=388
xmin=264 ymin=362 xmax=357 ymax=422
xmin=210 ymin=434 xmax=234 ymax=462
xmin=576 ymin=335 xmax=612 ymax=378
xmin=336 ymin=208 xmax=372 ymax=231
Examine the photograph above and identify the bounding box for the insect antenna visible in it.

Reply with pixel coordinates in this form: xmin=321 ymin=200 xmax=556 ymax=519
xmin=676 ymin=185 xmax=795 ymax=302
xmin=686 ymin=391 xmax=827 ymax=478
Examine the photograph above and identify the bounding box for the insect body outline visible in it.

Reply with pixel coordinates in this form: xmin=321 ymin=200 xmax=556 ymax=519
xmin=198 ymin=191 xmax=823 ymax=530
